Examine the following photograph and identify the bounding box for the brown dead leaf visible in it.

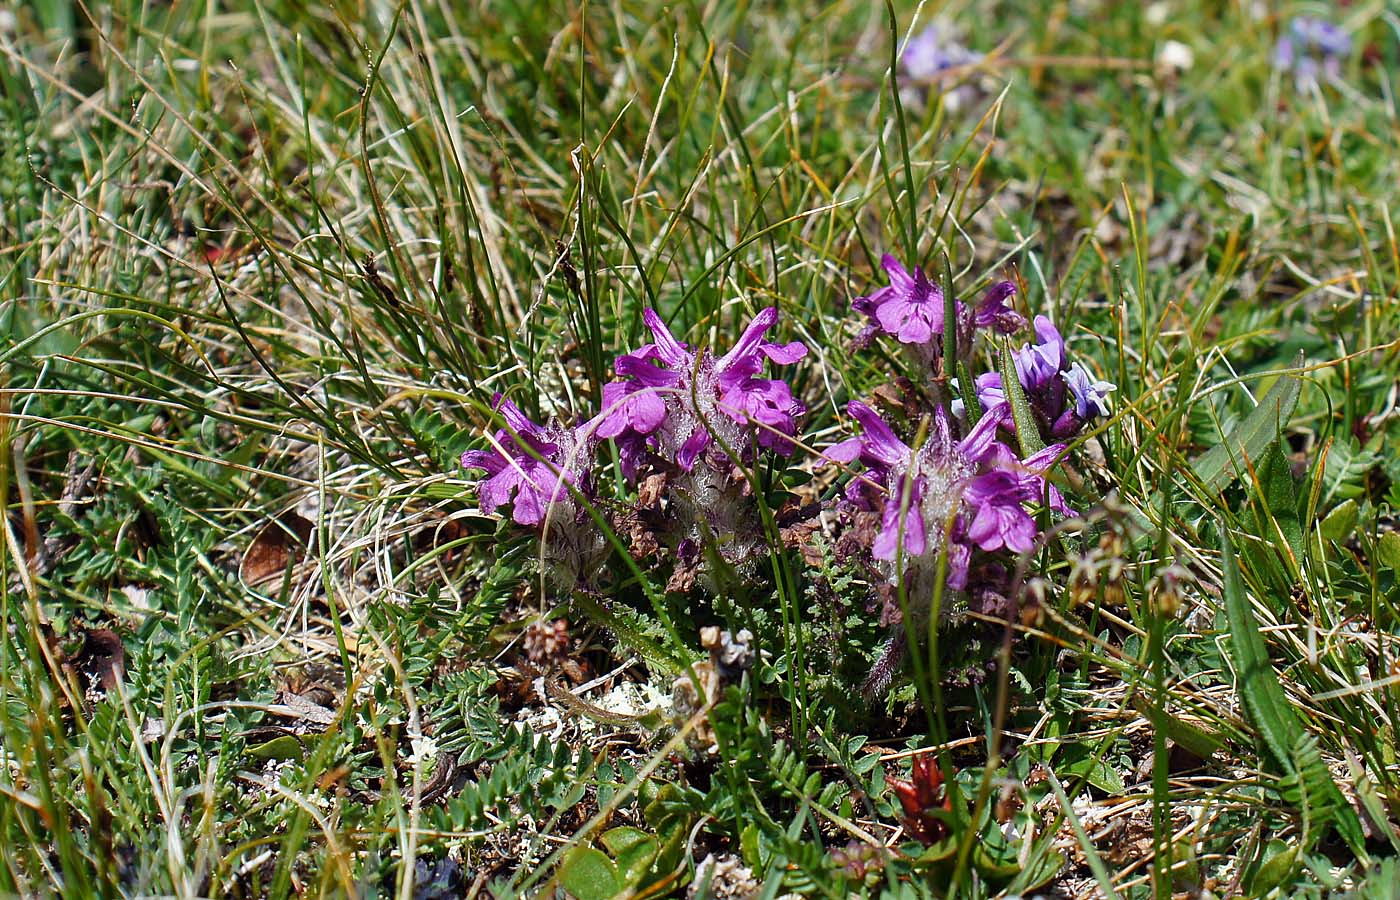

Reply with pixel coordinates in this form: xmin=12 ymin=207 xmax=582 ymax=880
xmin=270 ymin=690 xmax=338 ymax=729
xmin=637 ymin=472 xmax=668 ymax=509
xmin=780 ymin=519 xmax=825 ymax=568
xmin=666 ymin=557 xmax=698 ymax=594
xmin=624 ymin=512 xmax=661 ymax=560
xmin=241 ymin=512 xmax=314 ymax=586
xmin=872 ymin=377 xmax=921 ymax=419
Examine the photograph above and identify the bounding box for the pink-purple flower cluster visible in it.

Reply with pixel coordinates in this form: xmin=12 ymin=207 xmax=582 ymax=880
xmin=828 ymin=400 xmax=1069 ymax=582
xmin=460 ymin=395 xmax=591 ymax=527
xmin=593 ymin=306 xmax=806 ymax=478
xmin=458 ymin=246 xmax=1114 ymax=654
xmin=461 ymin=308 xmax=808 ymax=585
xmin=834 ymin=255 xmax=1115 ymax=633
xmin=460 ymin=394 xmax=606 ymax=590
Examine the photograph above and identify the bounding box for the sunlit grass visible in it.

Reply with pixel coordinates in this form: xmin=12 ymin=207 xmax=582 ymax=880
xmin=2 ymin=1 xmax=1400 ymax=897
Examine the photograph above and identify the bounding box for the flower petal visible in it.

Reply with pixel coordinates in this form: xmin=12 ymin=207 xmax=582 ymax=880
xmin=477 ymin=467 xmax=521 ymax=514
xmin=676 ymin=428 xmax=711 ymax=471
xmin=760 ymin=340 xmax=807 ymax=364
xmin=824 ymin=438 xmax=864 ymax=464
xmin=958 ymin=405 xmax=1006 ymax=463
xmin=641 ymin=308 xmax=690 ymax=366
xmin=718 ymin=307 xmax=779 ymax=373
xmin=616 ymin=354 xmax=682 ymax=387
xmin=873 ymin=494 xmax=927 ymax=560
xmin=460 ymin=449 xmax=506 ymax=474
xmin=847 ymin=401 xmax=910 ymax=467
xmin=493 ymin=394 xmax=545 ymax=442
xmin=881 ymin=254 xmax=914 ymax=291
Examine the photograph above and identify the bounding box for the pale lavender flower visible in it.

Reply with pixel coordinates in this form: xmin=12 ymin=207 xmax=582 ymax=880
xmin=1063 ymin=361 xmax=1116 ymax=418
xmin=974 ymin=372 xmax=1008 ymax=419
xmin=898 ymin=22 xmax=984 ymax=113
xmin=1012 ymin=315 xmax=1065 ymax=391
xmin=1275 ymin=17 xmax=1350 ymax=91
xmin=901 ymin=22 xmax=982 ymax=81
xmin=1001 ymin=315 xmax=1116 ymax=440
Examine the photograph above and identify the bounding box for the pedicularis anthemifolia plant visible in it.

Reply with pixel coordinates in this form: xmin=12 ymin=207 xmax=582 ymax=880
xmin=460 ymin=249 xmax=1116 ymax=690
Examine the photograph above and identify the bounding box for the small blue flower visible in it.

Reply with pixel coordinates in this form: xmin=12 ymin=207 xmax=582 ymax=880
xmin=901 ymin=22 xmax=982 ymax=80
xmin=1062 ymin=361 xmax=1116 ymax=419
xmin=1274 ymin=17 xmax=1350 ymax=91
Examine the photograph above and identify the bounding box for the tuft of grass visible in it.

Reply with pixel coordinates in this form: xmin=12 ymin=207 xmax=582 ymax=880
xmin=2 ymin=1 xmax=1400 ymax=897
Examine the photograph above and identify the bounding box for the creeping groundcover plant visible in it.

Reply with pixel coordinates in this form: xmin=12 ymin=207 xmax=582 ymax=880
xmin=461 ymin=252 xmax=1115 ymax=696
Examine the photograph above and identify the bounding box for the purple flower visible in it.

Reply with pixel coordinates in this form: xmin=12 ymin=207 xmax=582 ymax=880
xmin=1275 ymin=17 xmax=1350 ymax=91
xmin=828 ymin=398 xmax=1072 ymax=601
xmin=854 ymin=255 xmax=945 ymax=345
xmin=997 ymin=314 xmax=1117 ymax=442
xmin=975 ymin=372 xmax=1008 ymax=416
xmin=901 ymin=22 xmax=982 ymax=80
xmin=595 ymin=358 xmax=673 ymax=438
xmin=875 ymin=476 xmax=929 ymax=560
xmin=854 ymin=257 xmax=1025 ymax=354
xmin=462 ymin=395 xmax=591 ymax=526
xmin=828 ymin=400 xmax=1048 ymax=578
xmin=963 ymin=442 xmax=1071 ymax=553
xmin=964 ymin=471 xmax=1039 ymax=554
xmin=1012 ymin=315 xmax=1065 ymax=391
xmin=1062 ymin=361 xmax=1116 ymax=418
xmin=973 ymin=281 xmax=1025 ymax=334
xmin=594 ymin=307 xmax=806 ymax=474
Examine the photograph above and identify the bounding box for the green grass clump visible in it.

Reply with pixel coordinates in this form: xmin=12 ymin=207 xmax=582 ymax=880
xmin=4 ymin=1 xmax=1400 ymax=897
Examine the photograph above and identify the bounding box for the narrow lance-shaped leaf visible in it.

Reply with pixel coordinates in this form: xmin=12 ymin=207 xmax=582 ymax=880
xmin=1220 ymin=528 xmax=1366 ymax=856
xmin=999 ymin=342 xmax=1046 ymax=457
xmin=1192 ymin=352 xmax=1304 ymax=493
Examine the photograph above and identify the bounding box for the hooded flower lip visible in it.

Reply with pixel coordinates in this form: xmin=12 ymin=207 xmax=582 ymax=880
xmin=1063 ymin=361 xmax=1116 ymax=418
xmin=854 ymin=255 xmax=946 ymax=345
xmin=972 ymin=281 xmax=1025 ymax=334
xmin=826 ymin=399 xmax=910 ymax=470
xmin=596 ymin=306 xmax=807 ymax=473
xmin=1013 ymin=315 xmax=1066 ymax=391
xmin=462 ymin=394 xmax=589 ymax=527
